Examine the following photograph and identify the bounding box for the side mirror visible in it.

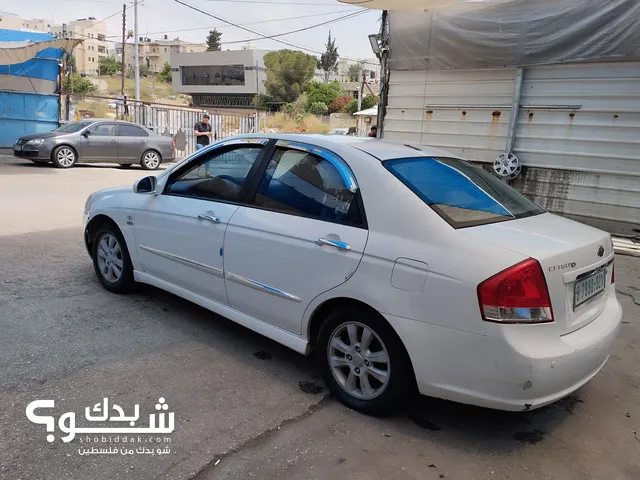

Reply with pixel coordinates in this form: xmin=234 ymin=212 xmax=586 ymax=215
xmin=82 ymin=131 xmax=90 ymax=138
xmin=134 ymin=176 xmax=157 ymax=194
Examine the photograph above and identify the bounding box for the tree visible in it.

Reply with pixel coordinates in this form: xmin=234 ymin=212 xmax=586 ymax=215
xmin=347 ymin=63 xmax=361 ymax=82
xmin=63 ymin=74 xmax=96 ymax=94
xmin=319 ymin=31 xmax=339 ymax=82
xmin=263 ymin=50 xmax=317 ymax=103
xmin=305 ymin=80 xmax=341 ymax=107
xmin=157 ymin=62 xmax=172 ymax=83
xmin=253 ymin=93 xmax=274 ymax=111
xmin=66 ymin=55 xmax=77 ymax=74
xmin=308 ymin=101 xmax=328 ymax=116
xmin=98 ymin=56 xmax=122 ymax=76
xmin=362 ymin=93 xmax=379 ymax=110
xmin=206 ymin=29 xmax=222 ymax=51
xmin=328 ymin=95 xmax=353 ymax=114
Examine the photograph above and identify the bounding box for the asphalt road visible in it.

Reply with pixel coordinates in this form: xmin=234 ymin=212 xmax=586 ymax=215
xmin=1 ymin=155 xmax=639 ymax=480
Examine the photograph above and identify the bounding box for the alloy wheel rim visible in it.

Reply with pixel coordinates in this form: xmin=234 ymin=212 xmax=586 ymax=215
xmin=96 ymin=233 xmax=124 ymax=283
xmin=144 ymin=152 xmax=160 ymax=169
xmin=328 ymin=321 xmax=390 ymax=400
xmin=57 ymin=148 xmax=75 ymax=167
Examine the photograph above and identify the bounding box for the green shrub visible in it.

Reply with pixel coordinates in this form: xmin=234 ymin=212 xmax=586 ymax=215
xmin=308 ymin=102 xmax=329 ymax=115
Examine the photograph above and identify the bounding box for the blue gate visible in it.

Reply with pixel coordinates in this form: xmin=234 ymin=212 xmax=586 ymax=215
xmin=0 ymin=91 xmax=59 ymax=147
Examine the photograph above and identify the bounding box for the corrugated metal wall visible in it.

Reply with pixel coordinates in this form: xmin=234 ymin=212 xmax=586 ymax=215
xmin=383 ymin=62 xmax=640 ymax=236
xmin=384 ymin=68 xmax=516 ymax=161
xmin=0 ymin=91 xmax=59 ymax=148
xmin=512 ymin=62 xmax=640 ymax=236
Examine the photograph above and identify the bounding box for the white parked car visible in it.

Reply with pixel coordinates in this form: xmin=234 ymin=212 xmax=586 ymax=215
xmin=84 ymin=134 xmax=622 ymax=415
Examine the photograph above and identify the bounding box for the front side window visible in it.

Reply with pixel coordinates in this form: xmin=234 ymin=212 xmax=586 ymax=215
xmin=254 ymin=147 xmax=361 ymax=225
xmin=118 ymin=124 xmax=148 ymax=137
xmin=384 ymin=157 xmax=545 ymax=228
xmin=88 ymin=123 xmax=116 ymax=136
xmin=164 ymin=146 xmax=263 ymax=202
xmin=55 ymin=121 xmax=94 ymax=133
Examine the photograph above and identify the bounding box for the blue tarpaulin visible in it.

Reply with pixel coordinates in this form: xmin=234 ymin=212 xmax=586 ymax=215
xmin=0 ymin=29 xmax=63 ymax=83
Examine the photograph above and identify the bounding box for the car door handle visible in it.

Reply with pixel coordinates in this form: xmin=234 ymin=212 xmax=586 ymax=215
xmin=198 ymin=214 xmax=220 ymax=223
xmin=315 ymin=238 xmax=351 ymax=251
xmin=110 ymin=140 xmax=117 ymax=143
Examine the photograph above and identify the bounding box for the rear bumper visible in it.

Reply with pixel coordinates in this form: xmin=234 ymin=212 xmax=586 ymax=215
xmin=386 ymin=292 xmax=622 ymax=411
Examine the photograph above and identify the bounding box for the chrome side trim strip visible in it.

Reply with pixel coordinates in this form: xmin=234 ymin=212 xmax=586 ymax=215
xmin=226 ymin=272 xmax=302 ymax=303
xmin=138 ymin=245 xmax=223 ymax=278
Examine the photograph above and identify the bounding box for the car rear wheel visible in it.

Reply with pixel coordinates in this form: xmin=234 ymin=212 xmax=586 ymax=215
xmin=52 ymin=146 xmax=77 ymax=168
xmin=140 ymin=150 xmax=161 ymax=170
xmin=92 ymin=226 xmax=135 ymax=294
xmin=316 ymin=304 xmax=415 ymax=416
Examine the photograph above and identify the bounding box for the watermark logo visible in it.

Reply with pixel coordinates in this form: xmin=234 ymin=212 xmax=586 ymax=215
xmin=25 ymin=396 xmax=175 ymax=453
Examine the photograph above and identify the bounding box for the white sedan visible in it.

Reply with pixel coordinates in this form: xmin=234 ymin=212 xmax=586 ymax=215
xmin=83 ymin=134 xmax=622 ymax=415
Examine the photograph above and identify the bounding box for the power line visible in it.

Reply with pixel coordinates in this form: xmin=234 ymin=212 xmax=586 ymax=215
xmin=172 ymin=0 xmax=376 ymax=61
xmin=221 ymin=10 xmax=368 ymax=45
xmin=200 ymin=0 xmax=359 ymax=6
xmin=105 ymin=8 xmax=359 ymax=39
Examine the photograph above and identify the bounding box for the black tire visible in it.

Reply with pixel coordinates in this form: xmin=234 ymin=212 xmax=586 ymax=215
xmin=120 ymin=163 xmax=133 ymax=168
xmin=140 ymin=150 xmax=162 ymax=170
xmin=316 ymin=304 xmax=416 ymax=416
xmin=51 ymin=145 xmax=77 ymax=168
xmin=91 ymin=225 xmax=135 ymax=294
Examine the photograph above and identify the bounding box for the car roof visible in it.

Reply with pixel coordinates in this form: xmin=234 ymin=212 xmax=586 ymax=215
xmin=236 ymin=133 xmax=461 ymax=161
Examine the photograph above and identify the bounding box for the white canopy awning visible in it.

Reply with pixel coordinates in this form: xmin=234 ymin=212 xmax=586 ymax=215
xmin=0 ymin=39 xmax=82 ymax=65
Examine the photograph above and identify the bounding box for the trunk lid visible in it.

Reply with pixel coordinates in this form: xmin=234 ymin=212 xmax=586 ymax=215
xmin=461 ymin=212 xmax=614 ymax=334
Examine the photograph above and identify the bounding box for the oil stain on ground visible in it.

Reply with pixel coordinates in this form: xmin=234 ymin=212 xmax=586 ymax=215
xmin=298 ymin=381 xmax=324 ymax=394
xmin=253 ymin=351 xmax=272 ymax=360
xmin=513 ymin=429 xmax=545 ymax=444
xmin=408 ymin=414 xmax=443 ymax=431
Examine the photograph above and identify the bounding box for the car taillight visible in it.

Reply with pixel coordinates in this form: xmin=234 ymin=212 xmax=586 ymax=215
xmin=171 ymin=138 xmax=175 ymax=148
xmin=611 ymin=262 xmax=615 ymax=284
xmin=478 ymin=258 xmax=554 ymax=324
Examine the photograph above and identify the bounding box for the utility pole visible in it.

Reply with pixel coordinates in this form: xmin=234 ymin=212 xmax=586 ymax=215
xmin=134 ymin=0 xmax=140 ymax=102
xmin=121 ymin=4 xmax=126 ymax=96
xmin=357 ymin=63 xmax=366 ymax=112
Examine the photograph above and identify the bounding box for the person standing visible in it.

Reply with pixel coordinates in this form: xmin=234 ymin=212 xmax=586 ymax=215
xmin=194 ymin=114 xmax=212 ymax=150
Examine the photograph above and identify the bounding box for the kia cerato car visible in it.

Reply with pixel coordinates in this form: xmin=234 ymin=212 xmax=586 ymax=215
xmin=83 ymin=134 xmax=622 ymax=415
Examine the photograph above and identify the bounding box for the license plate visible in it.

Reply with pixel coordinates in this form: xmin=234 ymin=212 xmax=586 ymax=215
xmin=573 ymin=268 xmax=607 ymax=308
xmin=14 ymin=145 xmax=22 ymax=151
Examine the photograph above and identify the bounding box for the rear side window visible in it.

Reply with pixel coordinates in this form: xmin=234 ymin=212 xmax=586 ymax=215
xmin=384 ymin=157 xmax=545 ymax=228
xmin=253 ymin=148 xmax=362 ymax=226
xmin=118 ymin=124 xmax=148 ymax=137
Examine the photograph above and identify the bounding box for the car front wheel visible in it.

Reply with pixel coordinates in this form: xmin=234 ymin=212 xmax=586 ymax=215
xmin=316 ymin=305 xmax=415 ymax=416
xmin=92 ymin=226 xmax=135 ymax=293
xmin=52 ymin=146 xmax=77 ymax=168
xmin=141 ymin=150 xmax=161 ymax=170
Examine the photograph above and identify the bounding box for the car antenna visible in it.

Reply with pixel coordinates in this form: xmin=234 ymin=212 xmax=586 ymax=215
xmin=404 ymin=144 xmax=422 ymax=151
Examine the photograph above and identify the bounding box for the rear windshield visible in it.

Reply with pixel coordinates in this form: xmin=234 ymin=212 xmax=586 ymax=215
xmin=384 ymin=157 xmax=546 ymax=228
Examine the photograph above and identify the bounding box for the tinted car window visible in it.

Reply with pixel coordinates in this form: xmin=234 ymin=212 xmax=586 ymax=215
xmin=384 ymin=156 xmax=546 ymax=228
xmin=55 ymin=121 xmax=94 ymax=133
xmin=165 ymin=146 xmax=262 ymax=201
xmin=254 ymin=148 xmax=360 ymax=225
xmin=118 ymin=124 xmax=149 ymax=137
xmin=88 ymin=123 xmax=116 ymax=136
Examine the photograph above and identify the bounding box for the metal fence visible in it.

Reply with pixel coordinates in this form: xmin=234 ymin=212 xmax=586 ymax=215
xmin=61 ymin=94 xmax=258 ymax=158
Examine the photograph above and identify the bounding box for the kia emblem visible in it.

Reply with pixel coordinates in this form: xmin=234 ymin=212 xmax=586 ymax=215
xmin=597 ymin=246 xmax=604 ymax=257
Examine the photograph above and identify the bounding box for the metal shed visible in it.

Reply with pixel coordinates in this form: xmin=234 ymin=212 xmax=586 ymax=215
xmin=375 ymin=0 xmax=640 ymax=237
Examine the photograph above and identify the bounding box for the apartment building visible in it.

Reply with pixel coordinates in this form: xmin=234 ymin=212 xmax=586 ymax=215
xmin=0 ymin=12 xmax=51 ymax=32
xmin=116 ymin=36 xmax=207 ymax=74
xmin=50 ymin=18 xmax=108 ymax=75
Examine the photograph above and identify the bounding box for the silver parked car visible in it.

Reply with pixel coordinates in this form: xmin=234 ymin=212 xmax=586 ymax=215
xmin=13 ymin=119 xmax=175 ymax=170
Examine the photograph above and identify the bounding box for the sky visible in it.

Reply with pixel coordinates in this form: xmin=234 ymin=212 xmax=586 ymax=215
xmin=5 ymin=0 xmax=381 ymax=60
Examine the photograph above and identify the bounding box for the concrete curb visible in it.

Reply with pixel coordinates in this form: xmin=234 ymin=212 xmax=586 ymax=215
xmin=614 ymin=237 xmax=640 ymax=258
